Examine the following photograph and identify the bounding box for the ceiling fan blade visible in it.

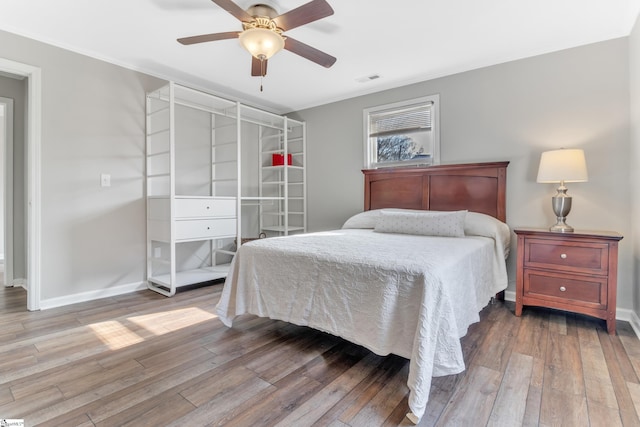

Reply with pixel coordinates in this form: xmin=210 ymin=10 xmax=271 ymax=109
xmin=251 ymin=57 xmax=268 ymax=76
xmin=273 ymin=0 xmax=334 ymax=31
xmin=284 ymin=37 xmax=336 ymax=68
xmin=211 ymin=0 xmax=253 ymax=22
xmin=177 ymin=31 xmax=239 ymax=45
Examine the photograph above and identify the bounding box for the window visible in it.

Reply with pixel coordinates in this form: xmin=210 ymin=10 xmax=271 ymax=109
xmin=363 ymin=95 xmax=439 ymax=168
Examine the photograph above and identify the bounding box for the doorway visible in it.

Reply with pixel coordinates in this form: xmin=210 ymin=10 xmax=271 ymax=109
xmin=0 ymin=97 xmax=14 ymax=289
xmin=0 ymin=58 xmax=41 ymax=311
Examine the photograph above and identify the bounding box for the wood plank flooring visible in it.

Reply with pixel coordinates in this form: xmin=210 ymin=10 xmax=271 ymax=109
xmin=1 ymin=284 xmax=640 ymax=426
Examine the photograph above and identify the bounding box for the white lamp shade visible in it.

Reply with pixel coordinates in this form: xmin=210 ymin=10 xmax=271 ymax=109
xmin=537 ymin=149 xmax=588 ymax=183
xmin=239 ymin=28 xmax=284 ymax=60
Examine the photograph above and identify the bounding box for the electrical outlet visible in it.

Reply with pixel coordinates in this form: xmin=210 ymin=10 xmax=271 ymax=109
xmin=154 ymin=247 xmax=161 ymax=258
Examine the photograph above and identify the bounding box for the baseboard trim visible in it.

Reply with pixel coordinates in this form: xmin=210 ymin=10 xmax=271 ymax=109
xmin=626 ymin=311 xmax=640 ymax=339
xmin=504 ymin=290 xmax=516 ymax=302
xmin=12 ymin=278 xmax=27 ymax=290
xmin=503 ymin=290 xmax=640 ymax=339
xmin=39 ymin=281 xmax=147 ymax=310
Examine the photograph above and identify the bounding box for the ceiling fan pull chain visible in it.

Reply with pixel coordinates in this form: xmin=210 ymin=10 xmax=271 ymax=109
xmin=260 ymin=57 xmax=265 ymax=92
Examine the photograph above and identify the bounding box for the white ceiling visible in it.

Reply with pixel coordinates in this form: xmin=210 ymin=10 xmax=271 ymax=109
xmin=0 ymin=0 xmax=638 ymax=114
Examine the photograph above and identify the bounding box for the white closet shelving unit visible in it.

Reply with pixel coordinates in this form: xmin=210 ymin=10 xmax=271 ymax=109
xmin=145 ymin=82 xmax=306 ymax=296
xmin=240 ymin=105 xmax=306 ymax=237
xmin=146 ymin=82 xmax=241 ymax=296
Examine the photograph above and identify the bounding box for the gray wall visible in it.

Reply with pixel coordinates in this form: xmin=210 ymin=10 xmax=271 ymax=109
xmin=0 ymin=30 xmax=165 ymax=301
xmin=0 ymin=75 xmax=27 ymax=280
xmin=293 ymin=38 xmax=634 ymax=311
xmin=630 ymin=15 xmax=640 ymax=317
xmin=0 ymin=104 xmax=3 ymax=261
xmin=0 ymin=26 xmax=635 ymax=315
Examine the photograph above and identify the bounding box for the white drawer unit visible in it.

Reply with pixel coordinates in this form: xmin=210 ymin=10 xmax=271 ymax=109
xmin=147 ymin=194 xmax=239 ymax=296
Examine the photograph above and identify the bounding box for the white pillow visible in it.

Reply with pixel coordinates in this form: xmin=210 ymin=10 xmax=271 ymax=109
xmin=464 ymin=211 xmax=511 ymax=257
xmin=374 ymin=210 xmax=467 ymax=237
xmin=341 ymin=208 xmax=412 ymax=229
xmin=341 ymin=209 xmax=383 ymax=229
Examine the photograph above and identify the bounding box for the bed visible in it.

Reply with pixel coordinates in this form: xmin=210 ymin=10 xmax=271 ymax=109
xmin=215 ymin=161 xmax=510 ymax=424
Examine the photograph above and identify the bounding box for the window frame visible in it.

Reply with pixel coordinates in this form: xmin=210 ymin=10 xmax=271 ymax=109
xmin=363 ymin=94 xmax=440 ymax=169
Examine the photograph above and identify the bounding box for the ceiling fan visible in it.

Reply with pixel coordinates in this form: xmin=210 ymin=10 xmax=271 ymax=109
xmin=178 ymin=0 xmax=337 ymax=81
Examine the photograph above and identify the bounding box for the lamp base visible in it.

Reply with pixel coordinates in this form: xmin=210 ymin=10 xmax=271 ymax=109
xmin=549 ymin=193 xmax=574 ymax=232
xmin=549 ymin=220 xmax=574 ymax=233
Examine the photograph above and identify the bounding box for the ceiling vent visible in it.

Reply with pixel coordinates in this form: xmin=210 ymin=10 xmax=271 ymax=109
xmin=356 ymin=74 xmax=381 ymax=83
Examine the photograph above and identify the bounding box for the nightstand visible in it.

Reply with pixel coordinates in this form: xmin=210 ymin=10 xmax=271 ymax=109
xmin=514 ymin=228 xmax=623 ymax=335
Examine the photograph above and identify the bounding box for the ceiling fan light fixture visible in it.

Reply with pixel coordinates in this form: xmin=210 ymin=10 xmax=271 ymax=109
xmin=239 ymin=27 xmax=284 ymax=60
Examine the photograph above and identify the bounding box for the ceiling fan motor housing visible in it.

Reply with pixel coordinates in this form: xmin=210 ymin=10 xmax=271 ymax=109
xmin=246 ymin=4 xmax=279 ymax=20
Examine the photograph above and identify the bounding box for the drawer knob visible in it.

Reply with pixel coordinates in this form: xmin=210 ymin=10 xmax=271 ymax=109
xmin=206 ymin=206 xmax=210 ymax=209
xmin=207 ymin=226 xmax=210 ymax=230
xmin=560 ymin=253 xmax=567 ymax=259
xmin=560 ymin=286 xmax=567 ymax=292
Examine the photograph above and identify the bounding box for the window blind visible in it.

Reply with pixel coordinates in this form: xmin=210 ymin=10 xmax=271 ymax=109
xmin=369 ymin=101 xmax=433 ymax=137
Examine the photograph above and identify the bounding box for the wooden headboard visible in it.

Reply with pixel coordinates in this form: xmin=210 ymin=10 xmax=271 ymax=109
xmin=362 ymin=161 xmax=509 ymax=222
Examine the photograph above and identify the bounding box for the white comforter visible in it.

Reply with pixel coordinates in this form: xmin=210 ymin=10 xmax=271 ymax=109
xmin=216 ymin=226 xmax=509 ymax=422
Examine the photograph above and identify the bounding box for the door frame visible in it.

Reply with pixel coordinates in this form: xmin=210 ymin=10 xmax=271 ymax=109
xmin=0 ymin=57 xmax=42 ymax=311
xmin=0 ymin=97 xmax=14 ymax=288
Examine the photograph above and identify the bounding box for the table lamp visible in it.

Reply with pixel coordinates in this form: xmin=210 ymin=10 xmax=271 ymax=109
xmin=536 ymin=148 xmax=588 ymax=232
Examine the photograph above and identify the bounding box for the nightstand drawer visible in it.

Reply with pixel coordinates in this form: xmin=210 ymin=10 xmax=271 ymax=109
xmin=524 ymin=270 xmax=606 ymax=309
xmin=524 ymin=238 xmax=608 ymax=275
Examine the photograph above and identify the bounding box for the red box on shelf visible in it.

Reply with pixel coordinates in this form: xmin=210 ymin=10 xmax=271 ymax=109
xmin=272 ymin=153 xmax=292 ymax=166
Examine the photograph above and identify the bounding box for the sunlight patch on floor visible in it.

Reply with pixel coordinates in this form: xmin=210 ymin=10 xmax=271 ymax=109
xmin=87 ymin=307 xmax=218 ymax=350
xmin=127 ymin=307 xmax=219 ymax=334
xmin=87 ymin=320 xmax=145 ymax=350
